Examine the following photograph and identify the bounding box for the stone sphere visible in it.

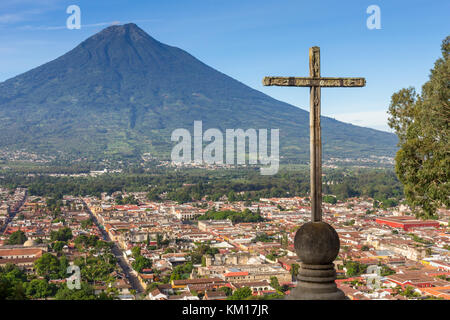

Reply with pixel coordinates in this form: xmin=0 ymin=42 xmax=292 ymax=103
xmin=294 ymin=221 xmax=340 ymax=265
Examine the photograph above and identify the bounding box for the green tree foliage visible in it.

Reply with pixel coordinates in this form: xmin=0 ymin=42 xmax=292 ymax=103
xmin=131 ymin=256 xmax=152 ymax=273
xmin=170 ymin=262 xmax=193 ymax=281
xmin=409 ymin=233 xmax=433 ymax=245
xmin=256 ymin=292 xmax=285 ymax=300
xmin=395 ymin=285 xmax=421 ymax=299
xmin=344 ymin=261 xmax=368 ymax=277
xmin=7 ymin=230 xmax=27 ymax=245
xmin=388 ymin=36 xmax=450 ymax=218
xmin=323 ymin=195 xmax=337 ymax=204
xmin=115 ymin=195 xmax=138 ymax=205
xmin=131 ymin=246 xmax=142 ymax=259
xmin=80 ymin=219 xmax=93 ymax=229
xmin=219 ymin=286 xmax=232 ymax=296
xmin=34 ymin=253 xmax=68 ymax=280
xmin=50 ymin=227 xmax=73 ymax=242
xmin=344 ymin=219 xmax=355 ymax=226
xmin=227 ymin=191 xmax=237 ymax=202
xmin=74 ymin=234 xmax=102 ymax=248
xmin=189 ymin=244 xmax=219 ymax=265
xmin=52 ymin=241 xmax=66 ymax=252
xmin=146 ymin=188 xmax=161 ymax=201
xmin=54 ymin=282 xmax=97 ymax=300
xmin=2 ymin=168 xmax=403 ymax=205
xmin=24 ymin=279 xmax=57 ymax=299
xmin=156 ymin=233 xmax=163 ymax=248
xmin=198 ymin=208 xmax=264 ymax=223
xmin=0 ymin=264 xmax=27 ymax=300
xmin=379 ymin=265 xmax=396 ymax=276
xmin=270 ymin=276 xmax=282 ymax=292
xmin=228 ymin=287 xmax=253 ymax=300
xmin=74 ymin=253 xmax=117 ymax=282
xmin=290 ymin=263 xmax=299 ymax=278
xmin=251 ymin=233 xmax=274 ymax=243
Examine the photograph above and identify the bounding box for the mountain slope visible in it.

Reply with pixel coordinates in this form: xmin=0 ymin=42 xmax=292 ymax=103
xmin=0 ymin=23 xmax=397 ymax=162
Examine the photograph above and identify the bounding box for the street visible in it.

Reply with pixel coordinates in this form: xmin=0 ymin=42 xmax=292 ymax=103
xmin=84 ymin=203 xmax=146 ymax=297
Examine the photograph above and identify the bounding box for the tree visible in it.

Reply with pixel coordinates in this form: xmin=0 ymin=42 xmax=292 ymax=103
xmin=201 ymin=256 xmax=206 ymax=267
xmin=228 ymin=287 xmax=253 ymax=300
xmin=75 ymin=253 xmax=115 ymax=282
xmin=344 ymin=261 xmax=367 ymax=277
xmin=75 ymin=234 xmax=99 ymax=248
xmin=156 ymin=233 xmax=163 ymax=248
xmin=0 ymin=264 xmax=28 ymax=300
xmin=170 ymin=262 xmax=193 ymax=281
xmin=388 ymin=36 xmax=450 ymax=218
xmin=344 ymin=219 xmax=355 ymax=226
xmin=80 ymin=219 xmax=93 ymax=229
xmin=147 ymin=188 xmax=161 ymax=201
xmin=189 ymin=243 xmax=219 ymax=265
xmin=50 ymin=227 xmax=73 ymax=242
xmin=399 ymin=285 xmax=421 ymax=299
xmin=380 ymin=265 xmax=396 ymax=276
xmin=34 ymin=253 xmax=65 ymax=279
xmin=7 ymin=230 xmax=27 ymax=245
xmin=55 ymin=282 xmax=97 ymax=300
xmin=323 ymin=195 xmax=337 ymax=204
xmin=24 ymin=279 xmax=57 ymax=299
xmin=270 ymin=276 xmax=282 ymax=292
xmin=227 ymin=191 xmax=236 ymax=202
xmin=131 ymin=246 xmax=141 ymax=259
xmin=131 ymin=255 xmax=152 ymax=273
xmin=290 ymin=263 xmax=300 ymax=278
xmin=219 ymin=286 xmax=232 ymax=296
xmin=52 ymin=241 xmax=66 ymax=252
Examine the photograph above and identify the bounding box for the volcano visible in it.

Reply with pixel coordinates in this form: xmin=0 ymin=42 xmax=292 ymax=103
xmin=0 ymin=23 xmax=397 ymax=162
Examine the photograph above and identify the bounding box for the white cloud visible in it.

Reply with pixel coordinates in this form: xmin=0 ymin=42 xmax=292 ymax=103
xmin=0 ymin=13 xmax=27 ymax=23
xmin=17 ymin=19 xmax=158 ymax=31
xmin=328 ymin=110 xmax=393 ymax=132
xmin=0 ymin=7 xmax=49 ymax=24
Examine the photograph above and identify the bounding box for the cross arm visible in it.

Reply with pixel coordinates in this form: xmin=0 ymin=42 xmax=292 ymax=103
xmin=263 ymin=77 xmax=366 ymax=87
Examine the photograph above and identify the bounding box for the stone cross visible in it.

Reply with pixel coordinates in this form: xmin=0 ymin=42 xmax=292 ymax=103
xmin=263 ymin=46 xmax=365 ymax=222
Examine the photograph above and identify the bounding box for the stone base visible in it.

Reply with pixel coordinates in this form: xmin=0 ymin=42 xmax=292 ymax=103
xmin=286 ymin=263 xmax=347 ymax=300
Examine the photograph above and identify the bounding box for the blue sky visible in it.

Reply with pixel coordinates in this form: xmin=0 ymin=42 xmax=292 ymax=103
xmin=0 ymin=0 xmax=448 ymax=131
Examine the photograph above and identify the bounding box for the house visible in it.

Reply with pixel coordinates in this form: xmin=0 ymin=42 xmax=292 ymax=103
xmin=112 ymin=279 xmax=132 ymax=295
xmin=149 ymin=288 xmax=168 ymax=300
xmin=420 ymin=286 xmax=450 ymax=300
xmin=0 ymin=244 xmax=48 ymax=271
xmin=171 ymin=277 xmax=226 ymax=290
xmin=167 ymin=292 xmax=199 ymax=300
xmin=375 ymin=216 xmax=440 ymax=231
xmin=385 ymin=271 xmax=436 ymax=289
xmin=203 ymin=290 xmax=227 ymax=300
xmin=231 ymin=280 xmax=275 ymax=296
xmin=157 ymin=283 xmax=174 ymax=295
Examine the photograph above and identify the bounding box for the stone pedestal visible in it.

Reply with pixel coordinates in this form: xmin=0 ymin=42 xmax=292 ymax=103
xmin=286 ymin=221 xmax=347 ymax=300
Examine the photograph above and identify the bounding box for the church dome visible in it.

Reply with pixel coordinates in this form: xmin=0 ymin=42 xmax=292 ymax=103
xmin=23 ymin=239 xmax=37 ymax=247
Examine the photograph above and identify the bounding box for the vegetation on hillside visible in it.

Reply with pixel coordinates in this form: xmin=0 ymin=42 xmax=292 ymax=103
xmin=0 ymin=167 xmax=403 ymax=206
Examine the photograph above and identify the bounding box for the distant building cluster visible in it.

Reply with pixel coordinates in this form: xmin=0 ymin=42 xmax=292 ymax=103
xmin=0 ymin=187 xmax=449 ymax=300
